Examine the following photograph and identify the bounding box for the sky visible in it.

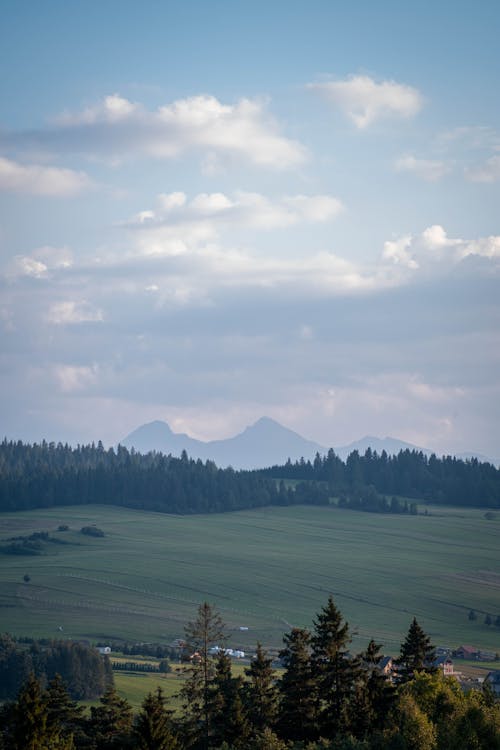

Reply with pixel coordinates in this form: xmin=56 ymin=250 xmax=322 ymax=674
xmin=1 ymin=0 xmax=499 ymax=458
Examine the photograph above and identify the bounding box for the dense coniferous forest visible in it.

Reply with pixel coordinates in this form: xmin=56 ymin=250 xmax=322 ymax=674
xmin=1 ymin=598 xmax=499 ymax=749
xmin=0 ymin=439 xmax=499 ymax=515
xmin=262 ymin=447 xmax=500 ymax=508
xmin=0 ymin=634 xmax=112 ymax=701
xmin=0 ymin=440 xmax=296 ymax=514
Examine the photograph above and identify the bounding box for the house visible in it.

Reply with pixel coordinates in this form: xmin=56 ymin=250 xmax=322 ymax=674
xmin=433 ymin=655 xmax=454 ymax=676
xmin=453 ymin=645 xmax=479 ymax=660
xmin=485 ymin=670 xmax=500 ymax=696
xmin=376 ymin=656 xmax=398 ymax=682
xmin=97 ymin=646 xmax=111 ymax=655
xmin=378 ymin=656 xmax=396 ymax=677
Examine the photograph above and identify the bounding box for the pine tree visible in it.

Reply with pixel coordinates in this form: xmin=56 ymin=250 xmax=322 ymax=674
xmin=311 ymin=594 xmax=361 ymax=739
xmin=277 ymin=627 xmax=317 ymax=742
xmin=244 ymin=642 xmax=278 ymax=733
xmin=89 ymin=686 xmax=133 ymax=749
xmin=179 ymin=601 xmax=227 ymax=749
xmin=209 ymin=651 xmax=250 ymax=749
xmin=10 ymin=673 xmax=73 ymax=750
xmin=45 ymin=674 xmax=84 ymax=746
xmin=352 ymin=639 xmax=396 ymax=738
xmin=134 ymin=687 xmax=179 ymax=750
xmin=398 ymin=617 xmax=436 ymax=682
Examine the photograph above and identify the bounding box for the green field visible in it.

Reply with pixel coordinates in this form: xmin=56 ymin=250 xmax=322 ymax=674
xmin=0 ymin=504 xmax=499 ymax=657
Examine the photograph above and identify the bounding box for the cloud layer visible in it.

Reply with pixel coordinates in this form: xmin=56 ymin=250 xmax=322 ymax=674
xmin=2 ymin=94 xmax=307 ymax=169
xmin=308 ymin=75 xmax=423 ymax=128
xmin=0 ymin=156 xmax=92 ymax=195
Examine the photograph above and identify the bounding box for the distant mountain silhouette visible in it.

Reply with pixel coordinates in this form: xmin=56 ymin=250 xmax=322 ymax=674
xmin=332 ymin=435 xmax=427 ymax=461
xmin=120 ymin=417 xmax=327 ymax=469
xmin=120 ymin=420 xmax=498 ymax=469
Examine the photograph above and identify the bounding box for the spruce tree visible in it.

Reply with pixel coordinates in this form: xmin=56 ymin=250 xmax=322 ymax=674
xmin=398 ymin=617 xmax=436 ymax=682
xmin=244 ymin=642 xmax=278 ymax=733
xmin=311 ymin=595 xmax=361 ymax=739
xmin=352 ymin=639 xmax=396 ymax=738
xmin=134 ymin=687 xmax=179 ymax=750
xmin=45 ymin=673 xmax=86 ymax=748
xmin=89 ymin=685 xmax=133 ymax=749
xmin=209 ymin=651 xmax=250 ymax=749
xmin=179 ymin=601 xmax=227 ymax=749
xmin=11 ymin=673 xmax=73 ymax=750
xmin=277 ymin=627 xmax=316 ymax=742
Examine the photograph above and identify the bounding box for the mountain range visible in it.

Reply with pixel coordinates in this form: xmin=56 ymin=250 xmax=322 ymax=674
xmin=120 ymin=417 xmax=498 ymax=470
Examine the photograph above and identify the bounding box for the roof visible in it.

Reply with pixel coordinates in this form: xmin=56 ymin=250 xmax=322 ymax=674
xmin=433 ymin=655 xmax=453 ymax=666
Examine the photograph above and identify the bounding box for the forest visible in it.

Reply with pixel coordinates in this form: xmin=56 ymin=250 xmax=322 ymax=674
xmin=0 ymin=635 xmax=112 ymax=701
xmin=0 ymin=598 xmax=499 ymax=749
xmin=261 ymin=447 xmax=500 ymax=508
xmin=0 ymin=439 xmax=499 ymax=516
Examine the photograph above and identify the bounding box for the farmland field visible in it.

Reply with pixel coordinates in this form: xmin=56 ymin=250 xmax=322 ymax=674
xmin=0 ymin=504 xmax=499 ymax=656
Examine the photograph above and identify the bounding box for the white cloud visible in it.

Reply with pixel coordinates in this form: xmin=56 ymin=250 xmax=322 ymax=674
xmin=8 ymin=256 xmax=48 ymax=279
xmin=10 ymin=94 xmax=307 ymax=169
xmin=32 ymin=245 xmax=73 ymax=269
xmin=382 ymin=235 xmax=418 ymax=269
xmin=128 ymin=190 xmax=344 ymax=236
xmin=47 ymin=300 xmax=103 ymax=324
xmin=55 ymin=364 xmax=99 ymax=393
xmin=308 ymin=75 xmax=423 ymax=128
xmin=382 ymin=225 xmax=500 ymax=275
xmin=57 ymin=94 xmax=139 ymax=125
xmin=4 ymin=246 xmax=73 ymax=280
xmin=466 ymin=154 xmax=500 ymax=182
xmin=0 ymin=156 xmax=92 ymax=196
xmin=395 ymin=154 xmax=450 ymax=181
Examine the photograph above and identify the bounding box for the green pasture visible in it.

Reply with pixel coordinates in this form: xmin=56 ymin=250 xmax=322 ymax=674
xmin=111 ymin=657 xmax=257 ymax=711
xmin=113 ymin=664 xmax=184 ymax=712
xmin=0 ymin=504 xmax=499 ymax=657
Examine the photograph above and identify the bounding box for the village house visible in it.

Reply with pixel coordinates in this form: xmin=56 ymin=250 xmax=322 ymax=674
xmin=378 ymin=655 xmax=396 ymax=679
xmin=453 ymin=645 xmax=479 ymax=660
xmin=433 ymin=655 xmax=455 ymax=676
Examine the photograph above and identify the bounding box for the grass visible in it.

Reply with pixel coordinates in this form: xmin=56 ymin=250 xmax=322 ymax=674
xmin=113 ymin=665 xmax=185 ymax=712
xmin=0 ymin=503 xmax=499 ymax=661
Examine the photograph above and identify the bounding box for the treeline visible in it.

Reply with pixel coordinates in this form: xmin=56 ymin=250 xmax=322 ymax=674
xmin=1 ymin=599 xmax=499 ymax=749
xmin=262 ymin=447 xmax=500 ymax=508
xmin=0 ymin=634 xmax=112 ymax=701
xmin=111 ymin=660 xmax=171 ymax=673
xmin=1 ymin=439 xmax=499 ymax=515
xmin=0 ymin=440 xmax=314 ymax=514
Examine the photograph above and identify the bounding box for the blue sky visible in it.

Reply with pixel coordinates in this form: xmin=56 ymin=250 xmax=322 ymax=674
xmin=1 ymin=0 xmax=499 ymax=457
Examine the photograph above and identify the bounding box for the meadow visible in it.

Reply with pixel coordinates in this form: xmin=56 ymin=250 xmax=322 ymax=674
xmin=0 ymin=503 xmax=499 ymax=659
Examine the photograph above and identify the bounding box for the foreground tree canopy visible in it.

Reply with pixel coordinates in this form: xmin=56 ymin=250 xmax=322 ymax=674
xmin=1 ymin=599 xmax=499 ymax=749
xmin=1 ymin=439 xmax=499 ymax=516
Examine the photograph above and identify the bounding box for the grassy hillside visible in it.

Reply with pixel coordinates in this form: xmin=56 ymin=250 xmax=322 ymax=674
xmin=0 ymin=504 xmax=498 ymax=655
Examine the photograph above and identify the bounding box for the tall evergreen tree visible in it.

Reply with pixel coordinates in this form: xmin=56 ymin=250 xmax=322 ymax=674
xmin=277 ymin=627 xmax=317 ymax=742
xmin=179 ymin=602 xmax=227 ymax=749
xmin=89 ymin=685 xmax=133 ymax=749
xmin=310 ymin=595 xmax=361 ymax=739
xmin=10 ymin=673 xmax=73 ymax=750
xmin=209 ymin=651 xmax=250 ymax=749
xmin=352 ymin=639 xmax=396 ymax=738
xmin=133 ymin=687 xmax=179 ymax=750
xmin=244 ymin=642 xmax=278 ymax=734
xmin=45 ymin=674 xmax=85 ymax=746
xmin=398 ymin=617 xmax=436 ymax=682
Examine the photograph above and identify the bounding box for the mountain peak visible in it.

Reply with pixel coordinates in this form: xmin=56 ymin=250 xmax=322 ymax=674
xmin=246 ymin=416 xmax=287 ymax=432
